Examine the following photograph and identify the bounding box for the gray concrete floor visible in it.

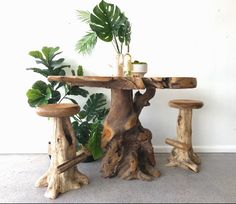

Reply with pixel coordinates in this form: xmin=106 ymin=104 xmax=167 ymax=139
xmin=0 ymin=153 xmax=236 ymax=203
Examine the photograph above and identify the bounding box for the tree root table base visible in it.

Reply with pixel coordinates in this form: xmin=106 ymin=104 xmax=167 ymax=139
xmin=47 ymin=76 xmax=197 ymax=181
xmin=100 ymin=89 xmax=160 ymax=181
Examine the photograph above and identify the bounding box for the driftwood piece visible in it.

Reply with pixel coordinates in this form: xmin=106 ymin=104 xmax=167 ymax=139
xmin=142 ymin=77 xmax=197 ymax=89
xmin=57 ymin=149 xmax=91 ymax=174
xmin=47 ymin=76 xmax=198 ymax=180
xmin=48 ymin=76 xmax=197 ymax=90
xmin=48 ymin=76 xmax=145 ymax=90
xmin=165 ymin=138 xmax=190 ymax=151
xmin=101 ymin=88 xmax=160 ymax=181
xmin=166 ymin=109 xmax=201 ymax=172
xmin=35 ymin=105 xmax=89 ymax=199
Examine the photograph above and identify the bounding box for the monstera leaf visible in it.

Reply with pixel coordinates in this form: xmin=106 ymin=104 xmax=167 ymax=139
xmin=86 ymin=121 xmax=104 ymax=160
xmin=79 ymin=93 xmax=108 ymax=122
xmin=90 ymin=0 xmax=128 ymax=43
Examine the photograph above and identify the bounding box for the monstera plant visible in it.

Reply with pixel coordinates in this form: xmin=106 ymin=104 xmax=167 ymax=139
xmin=26 ymin=46 xmax=108 ymax=160
xmin=76 ymin=0 xmax=131 ymax=55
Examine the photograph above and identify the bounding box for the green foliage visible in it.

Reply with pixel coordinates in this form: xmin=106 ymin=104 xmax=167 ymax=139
xmin=26 ymin=46 xmax=109 ymax=161
xmin=26 ymin=46 xmax=88 ymax=107
xmin=77 ymin=65 xmax=84 ymax=76
xmin=76 ymin=32 xmax=98 ymax=55
xmin=26 ymin=81 xmax=51 ymax=107
xmin=76 ymin=0 xmax=131 ymax=55
xmin=73 ymin=93 xmax=109 ymax=160
xmin=86 ymin=121 xmax=104 ymax=160
xmin=77 ymin=10 xmax=91 ymax=24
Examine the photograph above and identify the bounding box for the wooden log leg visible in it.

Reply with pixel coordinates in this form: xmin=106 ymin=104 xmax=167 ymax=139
xmin=35 ymin=117 xmax=88 ymax=199
xmin=101 ymin=88 xmax=160 ymax=180
xmin=166 ymin=109 xmax=201 ymax=173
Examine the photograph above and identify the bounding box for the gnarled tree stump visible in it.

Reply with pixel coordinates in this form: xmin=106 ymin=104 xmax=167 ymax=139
xmin=36 ymin=104 xmax=89 ymax=199
xmin=47 ymin=76 xmax=197 ymax=180
xmin=101 ymin=88 xmax=160 ymax=181
xmin=165 ymin=99 xmax=203 ymax=172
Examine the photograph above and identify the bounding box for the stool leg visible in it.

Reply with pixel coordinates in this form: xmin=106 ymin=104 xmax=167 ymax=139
xmin=166 ymin=109 xmax=201 ymax=172
xmin=35 ymin=117 xmax=89 ymax=199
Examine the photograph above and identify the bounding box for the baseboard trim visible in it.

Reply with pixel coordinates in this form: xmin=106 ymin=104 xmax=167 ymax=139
xmin=154 ymin=145 xmax=236 ymax=153
xmin=1 ymin=146 xmax=236 ymax=154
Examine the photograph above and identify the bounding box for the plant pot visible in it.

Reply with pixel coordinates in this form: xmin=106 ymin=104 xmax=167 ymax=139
xmin=132 ymin=63 xmax=148 ymax=77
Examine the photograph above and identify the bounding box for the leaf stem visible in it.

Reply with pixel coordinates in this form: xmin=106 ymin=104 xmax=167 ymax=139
xmin=113 ymin=35 xmax=121 ymax=54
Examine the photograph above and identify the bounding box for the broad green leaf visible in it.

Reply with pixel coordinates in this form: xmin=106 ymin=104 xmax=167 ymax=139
xmin=72 ymin=121 xmax=91 ymax=145
xmin=68 ymin=86 xmax=89 ymax=97
xmin=32 ymin=80 xmax=48 ymax=92
xmin=26 ymin=88 xmax=48 ymax=107
xmin=42 ymin=47 xmax=52 ymax=61
xmin=86 ymin=121 xmax=104 ymax=160
xmin=29 ymin=51 xmax=44 ymax=60
xmin=26 ymin=68 xmax=49 ymax=78
xmin=48 ymin=90 xmax=60 ymax=104
xmin=78 ymin=110 xmax=86 ymax=119
xmin=51 ymin=58 xmax=65 ymax=67
xmin=90 ymin=0 xmax=122 ymax=42
xmin=82 ymin=93 xmax=108 ymax=122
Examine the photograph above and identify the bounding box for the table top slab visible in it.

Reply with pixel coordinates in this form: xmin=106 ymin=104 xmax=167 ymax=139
xmin=48 ymin=76 xmax=197 ymax=90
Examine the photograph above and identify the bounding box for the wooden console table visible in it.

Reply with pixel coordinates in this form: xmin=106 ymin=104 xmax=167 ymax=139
xmin=48 ymin=76 xmax=197 ymax=181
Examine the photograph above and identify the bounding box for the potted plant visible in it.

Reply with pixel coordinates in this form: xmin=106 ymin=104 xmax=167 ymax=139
xmin=131 ymin=60 xmax=148 ymax=77
xmin=26 ymin=46 xmax=109 ymax=161
xmin=76 ymin=0 xmax=131 ymax=76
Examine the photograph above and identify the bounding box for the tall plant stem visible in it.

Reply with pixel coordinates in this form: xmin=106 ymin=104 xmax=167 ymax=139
xmin=58 ymin=90 xmax=70 ymax=103
xmin=113 ymin=35 xmax=121 ymax=54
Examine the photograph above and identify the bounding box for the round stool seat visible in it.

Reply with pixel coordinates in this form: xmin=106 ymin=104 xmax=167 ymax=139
xmin=36 ymin=103 xmax=80 ymax=117
xmin=169 ymin=99 xmax=203 ymax=109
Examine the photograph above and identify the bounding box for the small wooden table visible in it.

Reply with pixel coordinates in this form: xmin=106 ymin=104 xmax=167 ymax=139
xmin=48 ymin=76 xmax=197 ymax=181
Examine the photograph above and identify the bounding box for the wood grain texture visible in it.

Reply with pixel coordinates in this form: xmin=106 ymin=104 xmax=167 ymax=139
xmin=48 ymin=76 xmax=197 ymax=90
xmin=48 ymin=76 xmax=145 ymax=90
xmin=142 ymin=77 xmax=197 ymax=89
xmin=169 ymin=99 xmax=203 ymax=109
xmin=36 ymin=104 xmax=80 ymax=117
xmin=100 ymin=88 xmax=160 ymax=181
xmin=46 ymin=76 xmax=198 ymax=180
xmin=166 ymin=108 xmax=202 ymax=173
xmin=35 ymin=105 xmax=88 ymax=199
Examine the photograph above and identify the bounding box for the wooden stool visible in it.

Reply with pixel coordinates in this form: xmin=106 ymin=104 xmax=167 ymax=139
xmin=35 ymin=104 xmax=89 ymax=199
xmin=165 ymin=99 xmax=203 ymax=172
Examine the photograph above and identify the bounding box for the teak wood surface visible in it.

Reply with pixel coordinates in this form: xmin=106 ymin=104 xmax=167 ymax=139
xmin=48 ymin=76 xmax=197 ymax=181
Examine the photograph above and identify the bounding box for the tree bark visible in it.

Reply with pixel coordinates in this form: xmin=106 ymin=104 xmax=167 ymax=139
xmin=35 ymin=117 xmax=89 ymax=199
xmin=101 ymin=88 xmax=160 ymax=181
xmin=166 ymin=109 xmax=201 ymax=172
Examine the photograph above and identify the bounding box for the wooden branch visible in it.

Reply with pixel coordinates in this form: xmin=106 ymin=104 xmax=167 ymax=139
xmin=57 ymin=149 xmax=91 ymax=174
xmin=133 ymin=88 xmax=156 ymax=116
xmin=165 ymin=138 xmax=190 ymax=151
xmin=142 ymin=77 xmax=197 ymax=89
xmin=101 ymin=89 xmax=160 ymax=181
xmin=48 ymin=76 xmax=145 ymax=90
xmin=166 ymin=109 xmax=201 ymax=172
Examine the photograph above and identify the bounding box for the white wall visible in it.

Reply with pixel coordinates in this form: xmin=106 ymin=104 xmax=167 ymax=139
xmin=0 ymin=0 xmax=235 ymax=153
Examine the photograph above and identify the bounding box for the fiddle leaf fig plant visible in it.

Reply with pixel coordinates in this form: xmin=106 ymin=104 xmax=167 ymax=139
xmin=26 ymin=46 xmax=89 ymax=106
xmin=76 ymin=0 xmax=131 ymax=55
xmin=26 ymin=46 xmax=109 ymax=160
